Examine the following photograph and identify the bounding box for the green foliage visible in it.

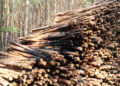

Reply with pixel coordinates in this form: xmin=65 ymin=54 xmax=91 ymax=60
xmin=30 ymin=0 xmax=41 ymax=8
xmin=30 ymin=0 xmax=40 ymax=4
xmin=84 ymin=0 xmax=92 ymax=6
xmin=0 ymin=27 xmax=18 ymax=32
xmin=0 ymin=0 xmax=20 ymax=33
xmin=15 ymin=0 xmax=20 ymax=5
xmin=0 ymin=1 xmax=4 ymax=11
xmin=12 ymin=0 xmax=20 ymax=11
xmin=84 ymin=0 xmax=100 ymax=6
xmin=94 ymin=0 xmax=99 ymax=2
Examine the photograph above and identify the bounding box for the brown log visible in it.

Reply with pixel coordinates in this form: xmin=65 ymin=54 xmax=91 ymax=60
xmin=58 ymin=78 xmax=72 ymax=85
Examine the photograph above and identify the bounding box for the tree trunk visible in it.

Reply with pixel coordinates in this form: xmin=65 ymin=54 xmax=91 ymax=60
xmin=24 ymin=0 xmax=29 ymax=36
xmin=0 ymin=0 xmax=4 ymax=50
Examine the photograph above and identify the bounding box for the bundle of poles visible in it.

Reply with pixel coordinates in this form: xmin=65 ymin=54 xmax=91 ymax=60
xmin=0 ymin=0 xmax=120 ymax=86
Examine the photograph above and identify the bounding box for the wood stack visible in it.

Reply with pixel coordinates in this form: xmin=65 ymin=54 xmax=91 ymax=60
xmin=0 ymin=0 xmax=120 ymax=86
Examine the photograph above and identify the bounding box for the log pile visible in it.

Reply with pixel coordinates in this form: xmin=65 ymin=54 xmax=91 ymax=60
xmin=0 ymin=0 xmax=120 ymax=86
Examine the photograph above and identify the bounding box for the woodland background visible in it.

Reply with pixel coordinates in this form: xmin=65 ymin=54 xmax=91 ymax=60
xmin=0 ymin=0 xmax=99 ymax=51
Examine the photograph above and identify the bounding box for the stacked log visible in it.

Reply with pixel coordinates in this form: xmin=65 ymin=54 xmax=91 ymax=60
xmin=0 ymin=0 xmax=119 ymax=86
